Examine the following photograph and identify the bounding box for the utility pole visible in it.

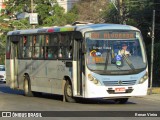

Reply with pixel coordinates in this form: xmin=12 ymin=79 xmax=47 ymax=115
xmin=31 ymin=0 xmax=35 ymax=29
xmin=117 ymin=0 xmax=123 ymax=24
xmin=110 ymin=0 xmax=118 ymax=11
xmin=149 ymin=10 xmax=155 ymax=95
xmin=31 ymin=0 xmax=33 ymax=13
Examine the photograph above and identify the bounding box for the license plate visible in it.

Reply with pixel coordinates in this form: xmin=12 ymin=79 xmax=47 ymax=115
xmin=115 ymin=87 xmax=126 ymax=93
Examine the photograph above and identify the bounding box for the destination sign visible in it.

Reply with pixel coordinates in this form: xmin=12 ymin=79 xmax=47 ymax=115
xmin=90 ymin=32 xmax=136 ymax=39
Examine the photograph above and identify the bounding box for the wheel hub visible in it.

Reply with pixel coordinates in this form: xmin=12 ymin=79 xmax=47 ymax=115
xmin=66 ymin=85 xmax=72 ymax=97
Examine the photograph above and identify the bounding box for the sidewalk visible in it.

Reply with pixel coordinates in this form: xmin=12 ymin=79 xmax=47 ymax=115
xmin=144 ymin=88 xmax=160 ymax=101
xmin=144 ymin=94 xmax=160 ymax=101
xmin=136 ymin=88 xmax=160 ymax=101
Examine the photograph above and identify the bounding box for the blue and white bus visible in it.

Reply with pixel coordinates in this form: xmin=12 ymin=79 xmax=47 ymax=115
xmin=6 ymin=23 xmax=148 ymax=103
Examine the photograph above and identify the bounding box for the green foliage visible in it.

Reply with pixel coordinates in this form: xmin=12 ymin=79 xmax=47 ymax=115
xmin=69 ymin=4 xmax=78 ymax=14
xmin=1 ymin=0 xmax=78 ymax=28
xmin=102 ymin=3 xmax=119 ymax=23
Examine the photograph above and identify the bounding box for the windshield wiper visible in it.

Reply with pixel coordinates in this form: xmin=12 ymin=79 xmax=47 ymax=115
xmin=122 ymin=54 xmax=135 ymax=70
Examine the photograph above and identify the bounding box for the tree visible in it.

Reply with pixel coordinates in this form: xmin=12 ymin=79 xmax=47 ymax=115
xmin=1 ymin=0 xmax=78 ymax=27
xmin=70 ymin=0 xmax=109 ymax=23
xmin=102 ymin=3 xmax=119 ymax=23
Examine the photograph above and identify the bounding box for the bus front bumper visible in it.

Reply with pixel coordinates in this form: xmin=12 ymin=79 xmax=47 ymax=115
xmin=84 ymin=80 xmax=148 ymax=99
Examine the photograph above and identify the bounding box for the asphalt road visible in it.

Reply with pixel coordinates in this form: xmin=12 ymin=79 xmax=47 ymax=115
xmin=0 ymin=82 xmax=160 ymax=120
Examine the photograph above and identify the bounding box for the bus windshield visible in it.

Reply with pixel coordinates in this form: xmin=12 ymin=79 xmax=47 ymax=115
xmin=85 ymin=31 xmax=147 ymax=74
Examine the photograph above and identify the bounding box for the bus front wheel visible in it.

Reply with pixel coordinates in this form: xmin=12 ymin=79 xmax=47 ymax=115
xmin=64 ymin=80 xmax=76 ymax=103
xmin=23 ymin=75 xmax=33 ymax=97
xmin=114 ymin=98 xmax=128 ymax=104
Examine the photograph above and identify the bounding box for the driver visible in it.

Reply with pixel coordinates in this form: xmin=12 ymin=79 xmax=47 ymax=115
xmin=120 ymin=44 xmax=131 ymax=56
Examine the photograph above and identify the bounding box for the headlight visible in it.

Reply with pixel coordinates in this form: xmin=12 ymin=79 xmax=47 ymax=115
xmin=93 ymin=79 xmax=99 ymax=84
xmin=88 ymin=74 xmax=100 ymax=85
xmin=88 ymin=74 xmax=94 ymax=81
xmin=139 ymin=72 xmax=148 ymax=84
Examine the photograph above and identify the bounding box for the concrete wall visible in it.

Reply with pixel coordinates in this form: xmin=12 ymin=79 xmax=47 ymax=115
xmin=57 ymin=0 xmax=79 ymax=12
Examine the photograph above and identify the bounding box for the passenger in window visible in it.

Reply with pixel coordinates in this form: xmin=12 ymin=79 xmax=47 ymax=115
xmin=67 ymin=46 xmax=72 ymax=58
xmin=23 ymin=36 xmax=30 ymax=58
xmin=58 ymin=47 xmax=63 ymax=58
xmin=34 ymin=47 xmax=40 ymax=58
xmin=23 ymin=36 xmax=27 ymax=44
xmin=48 ymin=49 xmax=53 ymax=58
xmin=40 ymin=47 xmax=44 ymax=58
xmin=28 ymin=47 xmax=32 ymax=57
xmin=46 ymin=36 xmax=49 ymax=45
xmin=45 ymin=47 xmax=48 ymax=58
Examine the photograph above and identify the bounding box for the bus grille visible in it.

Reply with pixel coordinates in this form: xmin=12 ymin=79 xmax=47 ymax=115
xmin=103 ymin=80 xmax=137 ymax=86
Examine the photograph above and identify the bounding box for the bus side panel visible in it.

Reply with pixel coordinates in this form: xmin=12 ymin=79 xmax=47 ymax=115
xmin=51 ymin=60 xmax=73 ymax=95
xmin=10 ymin=59 xmax=15 ymax=89
xmin=17 ymin=60 xmax=33 ymax=90
xmin=30 ymin=60 xmax=52 ymax=93
xmin=72 ymin=61 xmax=77 ymax=96
xmin=6 ymin=59 xmax=11 ymax=87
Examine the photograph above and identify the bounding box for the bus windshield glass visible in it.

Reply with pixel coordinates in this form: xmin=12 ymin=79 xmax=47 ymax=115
xmin=85 ymin=31 xmax=147 ymax=74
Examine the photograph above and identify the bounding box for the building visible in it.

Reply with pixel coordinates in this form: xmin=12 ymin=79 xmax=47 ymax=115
xmin=57 ymin=0 xmax=79 ymax=12
xmin=0 ymin=0 xmax=6 ymax=15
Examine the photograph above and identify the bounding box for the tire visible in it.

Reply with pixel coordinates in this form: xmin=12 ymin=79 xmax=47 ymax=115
xmin=114 ymin=98 xmax=128 ymax=104
xmin=64 ymin=80 xmax=76 ymax=103
xmin=23 ymin=75 xmax=33 ymax=97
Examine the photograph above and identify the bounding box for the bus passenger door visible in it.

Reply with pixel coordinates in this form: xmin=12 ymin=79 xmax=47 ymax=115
xmin=73 ymin=39 xmax=83 ymax=96
xmin=10 ymin=40 xmax=19 ymax=89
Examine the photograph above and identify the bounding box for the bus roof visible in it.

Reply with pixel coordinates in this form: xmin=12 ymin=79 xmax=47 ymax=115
xmin=7 ymin=23 xmax=140 ymax=36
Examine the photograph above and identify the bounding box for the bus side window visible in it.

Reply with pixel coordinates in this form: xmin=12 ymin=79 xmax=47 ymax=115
xmin=45 ymin=34 xmax=58 ymax=59
xmin=67 ymin=46 xmax=72 ymax=58
xmin=58 ymin=34 xmax=64 ymax=58
xmin=18 ymin=36 xmax=23 ymax=59
xmin=66 ymin=34 xmax=73 ymax=59
xmin=23 ymin=36 xmax=32 ymax=58
xmin=32 ymin=35 xmax=45 ymax=59
xmin=6 ymin=37 xmax=11 ymax=59
xmin=33 ymin=36 xmax=39 ymax=58
xmin=58 ymin=33 xmax=73 ymax=59
xmin=39 ymin=35 xmax=45 ymax=58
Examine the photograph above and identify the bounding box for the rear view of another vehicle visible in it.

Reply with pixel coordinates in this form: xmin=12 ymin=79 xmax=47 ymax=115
xmin=0 ymin=65 xmax=6 ymax=83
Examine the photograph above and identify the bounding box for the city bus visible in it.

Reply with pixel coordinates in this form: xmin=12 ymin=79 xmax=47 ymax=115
xmin=6 ymin=23 xmax=148 ymax=103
